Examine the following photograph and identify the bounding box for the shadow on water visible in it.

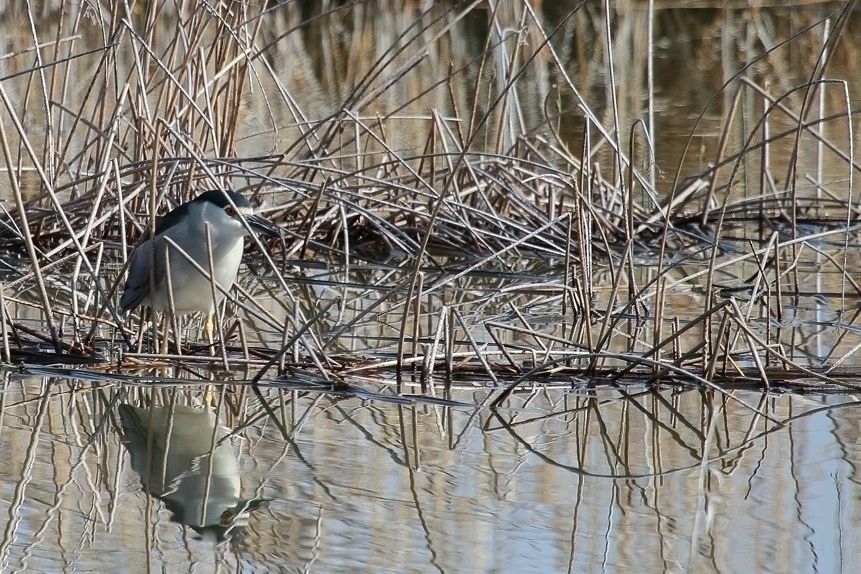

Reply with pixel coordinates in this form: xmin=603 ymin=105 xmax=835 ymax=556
xmin=117 ymin=402 xmax=269 ymax=544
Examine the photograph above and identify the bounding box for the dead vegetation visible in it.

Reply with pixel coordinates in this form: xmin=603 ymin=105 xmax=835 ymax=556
xmin=0 ymin=0 xmax=860 ymax=404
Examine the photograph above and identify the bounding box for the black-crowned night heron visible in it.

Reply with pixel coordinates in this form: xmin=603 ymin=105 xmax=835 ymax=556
xmin=120 ymin=190 xmax=278 ymax=315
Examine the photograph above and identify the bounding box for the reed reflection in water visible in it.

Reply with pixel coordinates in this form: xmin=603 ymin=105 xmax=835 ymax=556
xmin=0 ymin=374 xmax=857 ymax=572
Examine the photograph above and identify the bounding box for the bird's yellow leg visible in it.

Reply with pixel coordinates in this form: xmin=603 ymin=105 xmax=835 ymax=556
xmin=203 ymin=312 xmax=216 ymax=353
xmin=168 ymin=312 xmax=183 ymax=355
xmin=202 ymin=312 xmax=218 ymax=406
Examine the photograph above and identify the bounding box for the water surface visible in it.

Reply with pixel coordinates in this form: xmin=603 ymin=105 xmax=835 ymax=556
xmin=0 ymin=373 xmax=857 ymax=573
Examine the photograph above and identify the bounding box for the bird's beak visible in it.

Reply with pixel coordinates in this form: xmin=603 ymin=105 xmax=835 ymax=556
xmin=246 ymin=214 xmax=279 ymax=237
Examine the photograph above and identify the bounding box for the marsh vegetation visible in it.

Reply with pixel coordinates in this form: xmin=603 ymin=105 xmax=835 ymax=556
xmin=0 ymin=1 xmax=860 ymax=571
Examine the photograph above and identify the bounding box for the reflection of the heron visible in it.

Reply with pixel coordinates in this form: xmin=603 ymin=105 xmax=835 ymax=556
xmin=118 ymin=402 xmax=268 ymax=542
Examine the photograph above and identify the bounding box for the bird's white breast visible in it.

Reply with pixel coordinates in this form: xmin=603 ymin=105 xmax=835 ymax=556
xmin=151 ymin=205 xmax=246 ymax=313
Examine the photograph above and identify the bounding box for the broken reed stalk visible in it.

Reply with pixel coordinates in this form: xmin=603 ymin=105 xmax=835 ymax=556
xmin=0 ymin=285 xmax=10 ymax=361
xmin=0 ymin=93 xmax=61 ymax=353
xmin=0 ymin=1 xmax=856 ymax=400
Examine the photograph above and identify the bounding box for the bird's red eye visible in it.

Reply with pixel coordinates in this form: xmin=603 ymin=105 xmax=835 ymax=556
xmin=225 ymin=206 xmax=237 ymax=217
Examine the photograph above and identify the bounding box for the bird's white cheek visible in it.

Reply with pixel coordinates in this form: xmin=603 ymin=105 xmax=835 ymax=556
xmin=208 ymin=216 xmax=244 ymax=237
xmin=232 ymin=219 xmax=250 ymax=236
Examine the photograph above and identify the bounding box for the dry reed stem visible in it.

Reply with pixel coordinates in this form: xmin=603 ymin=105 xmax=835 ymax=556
xmin=0 ymin=1 xmax=856 ymax=400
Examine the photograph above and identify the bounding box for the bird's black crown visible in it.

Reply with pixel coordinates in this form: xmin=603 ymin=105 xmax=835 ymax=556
xmin=193 ymin=189 xmax=251 ymax=209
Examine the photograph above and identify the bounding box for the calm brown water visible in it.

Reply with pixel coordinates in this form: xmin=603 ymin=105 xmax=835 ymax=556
xmin=2 ymin=2 xmax=861 ymax=573
xmin=0 ymin=374 xmax=858 ymax=573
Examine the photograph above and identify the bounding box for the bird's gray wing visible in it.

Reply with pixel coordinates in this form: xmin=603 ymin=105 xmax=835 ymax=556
xmin=153 ymin=201 xmax=192 ymax=236
xmin=119 ymin=237 xmax=164 ymax=311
